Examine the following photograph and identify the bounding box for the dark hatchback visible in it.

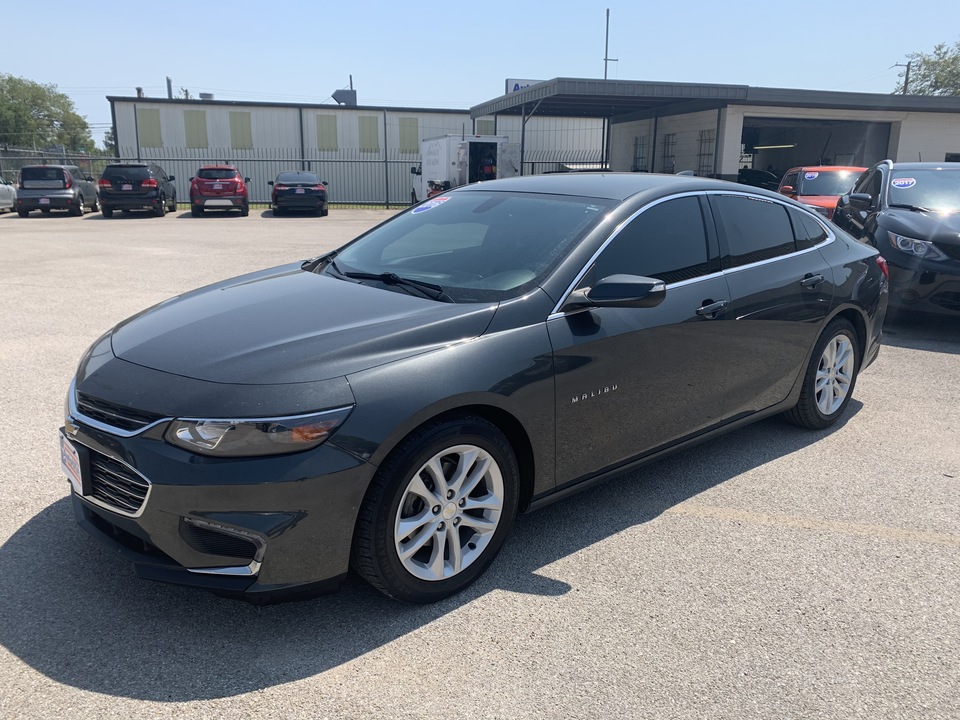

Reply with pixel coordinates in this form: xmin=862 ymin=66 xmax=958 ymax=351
xmin=269 ymin=171 xmax=328 ymax=215
xmin=99 ymin=163 xmax=177 ymax=217
xmin=61 ymin=174 xmax=887 ymax=604
xmin=834 ymin=160 xmax=960 ymax=315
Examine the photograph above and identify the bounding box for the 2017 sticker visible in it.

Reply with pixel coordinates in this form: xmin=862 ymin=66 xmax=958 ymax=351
xmin=892 ymin=178 xmax=917 ymax=189
xmin=804 ymin=172 xmax=819 ymax=180
xmin=412 ymin=196 xmax=452 ymax=213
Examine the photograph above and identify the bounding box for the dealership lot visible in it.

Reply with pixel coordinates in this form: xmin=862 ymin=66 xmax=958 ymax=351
xmin=0 ymin=209 xmax=958 ymax=719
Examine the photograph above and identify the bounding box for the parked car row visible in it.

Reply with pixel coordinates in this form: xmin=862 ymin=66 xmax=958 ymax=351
xmin=9 ymin=163 xmax=329 ymax=219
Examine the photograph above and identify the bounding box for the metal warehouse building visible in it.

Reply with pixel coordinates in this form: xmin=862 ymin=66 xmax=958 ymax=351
xmin=470 ymin=78 xmax=960 ymax=179
xmin=108 ymin=96 xmax=604 ymax=205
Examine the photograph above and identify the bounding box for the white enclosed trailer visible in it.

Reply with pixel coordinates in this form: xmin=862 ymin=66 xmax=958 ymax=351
xmin=411 ymin=135 xmax=520 ymax=202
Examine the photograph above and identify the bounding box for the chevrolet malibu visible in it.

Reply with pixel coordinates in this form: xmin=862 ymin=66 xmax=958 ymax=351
xmin=61 ymin=174 xmax=888 ymax=604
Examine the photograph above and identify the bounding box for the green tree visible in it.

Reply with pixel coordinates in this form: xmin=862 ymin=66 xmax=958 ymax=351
xmin=0 ymin=74 xmax=95 ymax=152
xmin=896 ymin=41 xmax=960 ymax=95
xmin=103 ymin=127 xmax=117 ymax=155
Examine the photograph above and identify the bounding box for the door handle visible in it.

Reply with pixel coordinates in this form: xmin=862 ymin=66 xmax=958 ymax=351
xmin=696 ymin=299 xmax=727 ymax=317
xmin=800 ymin=273 xmax=824 ymax=288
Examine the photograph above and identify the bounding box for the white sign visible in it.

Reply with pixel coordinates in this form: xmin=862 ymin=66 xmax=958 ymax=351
xmin=505 ymin=79 xmax=544 ymax=94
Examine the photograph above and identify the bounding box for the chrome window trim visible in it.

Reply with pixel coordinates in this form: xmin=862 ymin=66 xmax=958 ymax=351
xmin=172 ymin=406 xmax=354 ymax=425
xmin=70 ymin=437 xmax=153 ymax=519
xmin=68 ymin=378 xmax=172 ymax=438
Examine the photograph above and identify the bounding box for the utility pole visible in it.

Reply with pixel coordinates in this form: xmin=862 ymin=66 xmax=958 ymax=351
xmin=604 ymin=9 xmax=618 ymax=79
xmin=893 ymin=61 xmax=911 ymax=94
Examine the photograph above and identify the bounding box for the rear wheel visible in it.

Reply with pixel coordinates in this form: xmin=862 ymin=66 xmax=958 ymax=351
xmin=101 ymin=207 xmax=113 ymax=218
xmin=191 ymin=206 xmax=203 ymax=217
xmin=784 ymin=319 xmax=860 ymax=430
xmin=273 ymin=206 xmax=284 ymax=216
xmin=352 ymin=415 xmax=519 ymax=603
xmin=169 ymin=194 xmax=177 ymax=212
xmin=17 ymin=209 xmax=29 ymax=218
xmin=240 ymin=202 xmax=249 ymax=217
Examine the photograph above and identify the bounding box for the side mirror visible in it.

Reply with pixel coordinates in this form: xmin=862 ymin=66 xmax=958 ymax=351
xmin=85 ymin=175 xmax=94 ymax=182
xmin=849 ymin=192 xmax=873 ymax=208
xmin=780 ymin=185 xmax=795 ymax=194
xmin=189 ymin=176 xmax=195 ymax=181
xmin=168 ymin=175 xmax=175 ymax=181
xmin=244 ymin=177 xmax=251 ymax=183
xmin=268 ymin=180 xmax=275 ymax=186
xmin=322 ymin=180 xmax=328 ymax=187
xmin=562 ymin=274 xmax=666 ymax=311
xmin=410 ymin=166 xmax=422 ymax=175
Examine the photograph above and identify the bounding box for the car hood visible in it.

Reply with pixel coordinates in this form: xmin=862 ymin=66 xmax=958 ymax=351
xmin=110 ymin=263 xmax=498 ymax=384
xmin=880 ymin=208 xmax=960 ymax=247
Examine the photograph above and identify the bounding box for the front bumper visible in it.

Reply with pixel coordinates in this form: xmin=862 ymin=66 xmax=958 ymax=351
xmin=886 ymin=255 xmax=960 ymax=316
xmin=62 ymin=409 xmax=375 ymax=601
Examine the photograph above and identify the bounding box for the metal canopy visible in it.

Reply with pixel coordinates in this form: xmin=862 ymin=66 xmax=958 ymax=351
xmin=470 ymin=77 xmax=960 ymax=120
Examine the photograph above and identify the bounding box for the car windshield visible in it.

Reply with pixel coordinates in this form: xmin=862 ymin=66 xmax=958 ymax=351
xmin=329 ymin=191 xmax=613 ymax=302
xmin=797 ymin=170 xmax=860 ymax=196
xmin=197 ymin=168 xmax=238 ymax=180
xmin=887 ymin=169 xmax=960 ymax=211
xmin=102 ymin=166 xmax=151 ymax=181
xmin=20 ymin=167 xmax=67 ymax=189
xmin=277 ymin=172 xmax=319 ymax=185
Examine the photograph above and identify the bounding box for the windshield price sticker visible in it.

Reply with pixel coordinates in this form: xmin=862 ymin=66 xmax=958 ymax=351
xmin=412 ymin=197 xmax=451 ymax=214
xmin=892 ymin=178 xmax=917 ymax=189
xmin=804 ymin=172 xmax=819 ymax=180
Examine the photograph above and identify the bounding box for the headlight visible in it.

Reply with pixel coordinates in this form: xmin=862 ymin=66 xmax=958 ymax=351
xmin=165 ymin=406 xmax=353 ymax=457
xmin=888 ymin=231 xmax=947 ymax=260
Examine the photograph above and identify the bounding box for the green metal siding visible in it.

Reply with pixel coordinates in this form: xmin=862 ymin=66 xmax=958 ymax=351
xmin=184 ymin=109 xmax=208 ymax=148
xmin=136 ymin=108 xmax=162 ymax=148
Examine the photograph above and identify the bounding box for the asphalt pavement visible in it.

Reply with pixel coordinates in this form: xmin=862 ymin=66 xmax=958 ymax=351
xmin=0 ymin=206 xmax=957 ymax=719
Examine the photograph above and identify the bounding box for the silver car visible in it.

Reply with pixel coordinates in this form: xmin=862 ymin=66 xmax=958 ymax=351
xmin=0 ymin=176 xmax=15 ymax=212
xmin=16 ymin=165 xmax=99 ymax=217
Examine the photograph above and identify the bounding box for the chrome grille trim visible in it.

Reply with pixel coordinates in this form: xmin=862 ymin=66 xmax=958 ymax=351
xmin=75 ymin=442 xmax=152 ymax=518
xmin=68 ymin=379 xmax=172 ymax=438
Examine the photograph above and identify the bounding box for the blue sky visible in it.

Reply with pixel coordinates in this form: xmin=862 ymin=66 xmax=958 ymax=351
xmin=5 ymin=1 xmax=957 ymax=145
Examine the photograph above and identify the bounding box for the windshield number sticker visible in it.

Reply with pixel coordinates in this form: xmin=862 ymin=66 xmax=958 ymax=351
xmin=892 ymin=178 xmax=917 ymax=189
xmin=412 ymin=196 xmax=451 ymax=214
xmin=804 ymin=172 xmax=819 ymax=180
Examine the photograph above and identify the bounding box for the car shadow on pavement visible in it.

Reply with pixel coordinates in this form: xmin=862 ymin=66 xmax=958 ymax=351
xmin=882 ymin=311 xmax=960 ymax=355
xmin=0 ymin=408 xmax=860 ymax=702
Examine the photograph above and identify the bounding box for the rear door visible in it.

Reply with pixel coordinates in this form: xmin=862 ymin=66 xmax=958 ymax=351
xmin=707 ymin=193 xmax=834 ymax=419
xmin=548 ymin=194 xmax=732 ymax=487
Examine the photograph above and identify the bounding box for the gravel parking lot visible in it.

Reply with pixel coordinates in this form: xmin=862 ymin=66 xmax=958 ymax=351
xmin=1 ymin=207 xmax=958 ymax=719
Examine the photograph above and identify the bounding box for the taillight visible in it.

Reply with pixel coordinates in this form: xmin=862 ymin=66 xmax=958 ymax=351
xmin=275 ymin=184 xmax=288 ymax=191
xmin=876 ymin=255 xmax=889 ymax=280
xmin=190 ymin=179 xmax=200 ymax=191
xmin=141 ymin=178 xmax=158 ymax=188
xmin=311 ymin=185 xmax=324 ymax=190
xmin=98 ymin=178 xmax=112 ymax=189
xmin=63 ymin=172 xmax=72 ymax=189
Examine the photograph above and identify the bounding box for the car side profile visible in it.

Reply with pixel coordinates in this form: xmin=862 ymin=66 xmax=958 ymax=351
xmin=61 ymin=173 xmax=887 ymax=604
xmin=778 ymin=165 xmax=866 ymax=220
xmin=0 ymin=175 xmax=15 ymax=212
xmin=16 ymin=165 xmax=99 ymax=217
xmin=98 ymin=163 xmax=177 ymax=218
xmin=189 ymin=165 xmax=250 ymax=216
xmin=834 ymin=160 xmax=960 ymax=315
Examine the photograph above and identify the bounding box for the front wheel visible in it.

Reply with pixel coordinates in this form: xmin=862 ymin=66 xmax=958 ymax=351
xmin=784 ymin=319 xmax=860 ymax=430
xmin=70 ymin=196 xmax=84 ymax=216
xmin=352 ymin=415 xmax=519 ymax=603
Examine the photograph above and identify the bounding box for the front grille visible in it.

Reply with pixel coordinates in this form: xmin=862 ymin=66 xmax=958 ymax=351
xmin=935 ymin=243 xmax=960 ymax=261
xmin=76 ymin=392 xmax=165 ymax=432
xmin=89 ymin=450 xmax=149 ymax=514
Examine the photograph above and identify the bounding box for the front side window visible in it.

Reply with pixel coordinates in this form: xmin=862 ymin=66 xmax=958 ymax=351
xmin=710 ymin=194 xmax=796 ymax=268
xmin=590 ymin=196 xmax=710 ymax=285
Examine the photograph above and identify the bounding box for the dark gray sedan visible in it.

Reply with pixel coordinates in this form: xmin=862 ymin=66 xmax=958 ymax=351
xmin=61 ymin=173 xmax=888 ymax=604
xmin=16 ymin=164 xmax=99 ymax=216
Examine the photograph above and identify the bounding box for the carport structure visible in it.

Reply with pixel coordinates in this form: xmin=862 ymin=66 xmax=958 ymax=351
xmin=470 ymin=78 xmax=960 ymax=180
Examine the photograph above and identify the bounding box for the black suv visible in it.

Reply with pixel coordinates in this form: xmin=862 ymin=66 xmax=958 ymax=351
xmin=834 ymin=160 xmax=960 ymax=316
xmin=98 ymin=163 xmax=177 ymax=218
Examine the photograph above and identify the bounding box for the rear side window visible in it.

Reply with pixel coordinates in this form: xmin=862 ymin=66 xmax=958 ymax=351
xmin=102 ymin=165 xmax=151 ymax=181
xmin=788 ymin=208 xmax=829 ymax=250
xmin=20 ymin=167 xmax=67 ymax=189
xmin=592 ymin=196 xmax=710 ymax=284
xmin=710 ymin=195 xmax=797 ymax=268
xmin=197 ymin=168 xmax=238 ymax=180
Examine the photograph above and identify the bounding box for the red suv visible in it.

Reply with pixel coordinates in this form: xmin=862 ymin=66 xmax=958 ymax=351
xmin=189 ymin=165 xmax=250 ymax=216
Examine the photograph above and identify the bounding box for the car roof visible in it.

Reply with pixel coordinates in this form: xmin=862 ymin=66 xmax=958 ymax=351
xmin=20 ymin=164 xmax=74 ymax=169
xmin=785 ymin=166 xmax=866 ymax=173
xmin=454 ymin=172 xmax=754 ymax=202
xmin=887 ymin=162 xmax=960 ymax=170
xmin=198 ymin=164 xmax=238 ymax=170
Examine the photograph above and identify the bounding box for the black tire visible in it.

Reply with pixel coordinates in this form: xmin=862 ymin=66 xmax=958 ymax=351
xmin=155 ymin=196 xmax=166 ymax=217
xmin=273 ymin=206 xmax=284 ymax=216
xmin=101 ymin=207 xmax=113 ymax=218
xmin=121 ymin=209 xmax=131 ymax=215
xmin=90 ymin=196 xmax=99 ymax=212
xmin=240 ymin=202 xmax=249 ymax=217
xmin=169 ymin=194 xmax=177 ymax=212
xmin=352 ymin=415 xmax=519 ymax=603
xmin=783 ymin=319 xmax=860 ymax=430
xmin=70 ymin=196 xmax=84 ymax=216
xmin=191 ymin=206 xmax=203 ymax=217
xmin=17 ymin=209 xmax=29 ymax=218
xmin=320 ymin=205 xmax=329 ymax=217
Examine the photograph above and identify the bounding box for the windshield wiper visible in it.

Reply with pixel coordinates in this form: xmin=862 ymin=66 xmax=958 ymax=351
xmin=343 ymin=271 xmax=454 ymax=302
xmin=303 ymin=250 xmax=339 ymax=273
xmin=888 ymin=203 xmax=934 ymax=213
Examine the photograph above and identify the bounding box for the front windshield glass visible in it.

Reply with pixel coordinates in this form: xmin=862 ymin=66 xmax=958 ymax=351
xmin=888 ymin=169 xmax=960 ymax=211
xmin=797 ymin=170 xmax=860 ymax=196
xmin=331 ymin=191 xmax=613 ymax=302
